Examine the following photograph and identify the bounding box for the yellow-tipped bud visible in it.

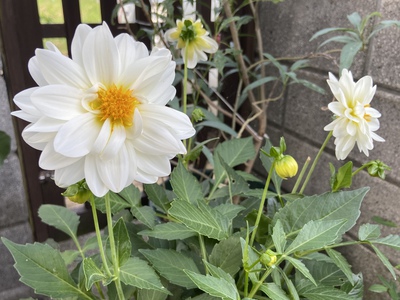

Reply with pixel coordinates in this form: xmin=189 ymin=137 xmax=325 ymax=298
xmin=275 ymin=155 xmax=298 ymax=179
xmin=260 ymin=250 xmax=277 ymax=267
xmin=62 ymin=180 xmax=92 ymax=204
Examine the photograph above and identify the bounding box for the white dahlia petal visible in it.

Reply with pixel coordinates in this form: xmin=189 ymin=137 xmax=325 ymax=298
xmin=71 ymin=23 xmax=92 ymax=67
xmin=136 ymin=152 xmax=171 ymax=177
xmin=54 ymin=113 xmax=100 ymax=157
xmin=22 ymin=130 xmax=56 ymax=151
xmin=126 ymin=109 xmax=143 ymax=140
xmin=39 ymin=142 xmax=81 ymax=170
xmin=115 ymin=34 xmax=149 ymax=74
xmin=54 ymin=158 xmax=85 ymax=188
xmin=28 ymin=57 xmax=48 ymax=86
xmin=35 ymin=49 xmax=90 ymax=89
xmin=82 ymin=22 xmax=120 ymax=86
xmin=85 ymin=154 xmax=108 ymax=197
xmin=31 ymin=85 xmax=85 ymax=120
xmin=24 ymin=116 xmax=65 ymax=133
xmin=94 ymin=120 xmax=126 ymax=161
xmin=13 ymin=87 xmax=41 ymax=117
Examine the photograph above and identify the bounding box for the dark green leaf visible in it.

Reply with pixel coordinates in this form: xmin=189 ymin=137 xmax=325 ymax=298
xmin=170 ymin=161 xmax=203 ymax=204
xmin=285 ymin=256 xmax=317 ymax=286
xmin=0 ymin=130 xmax=11 ymax=165
xmin=370 ymin=244 xmax=396 ymax=280
xmin=144 ymin=183 xmax=171 ymax=213
xmin=138 ymin=222 xmax=196 ymax=241
xmin=38 ymin=205 xmax=80 ymax=240
xmin=2 ymin=238 xmax=91 ymax=299
xmin=209 ymin=236 xmax=242 ymax=276
xmin=112 ymin=218 xmax=131 ymax=267
xmin=140 ymin=248 xmax=200 ymax=289
xmin=259 ymin=283 xmax=291 ymax=300
xmin=131 ymin=206 xmax=156 ymax=229
xmin=325 ymin=248 xmax=354 ymax=285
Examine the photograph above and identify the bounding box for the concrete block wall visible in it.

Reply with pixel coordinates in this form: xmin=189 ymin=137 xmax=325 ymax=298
xmin=260 ymin=0 xmax=400 ymax=299
xmin=0 ymin=59 xmax=36 ymax=299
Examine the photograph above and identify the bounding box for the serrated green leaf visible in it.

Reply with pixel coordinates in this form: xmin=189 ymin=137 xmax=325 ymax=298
xmin=137 ymin=288 xmax=168 ymax=300
xmin=358 ymin=223 xmax=381 ymax=240
xmin=0 ymin=130 xmax=11 ymax=165
xmin=340 ymin=41 xmax=363 ymax=72
xmin=213 ymin=203 xmax=246 ymax=221
xmin=94 ymin=192 xmax=130 ymax=214
xmin=168 ymin=200 xmax=229 ymax=240
xmin=118 ymin=184 xmax=141 ymax=207
xmin=331 ymin=161 xmax=353 ymax=192
xmin=302 ymin=255 xmax=348 ymax=286
xmin=203 ymin=261 xmax=235 ymax=284
xmin=140 ymin=249 xmax=200 ymax=289
xmin=1 ymin=238 xmax=91 ymax=299
xmin=259 ymin=283 xmax=291 ymax=300
xmin=272 ymin=219 xmax=286 ymax=254
xmin=371 ymin=234 xmax=400 ymax=250
xmin=273 ymin=188 xmax=368 ymax=235
xmin=131 ymin=206 xmax=156 ymax=229
xmin=38 ymin=204 xmax=80 ymax=240
xmin=170 ymin=161 xmax=203 ymax=204
xmin=370 ymin=244 xmax=396 ymax=280
xmin=144 ymin=183 xmax=170 ymax=213
xmin=209 ymin=236 xmax=242 ymax=276
xmin=325 ymin=248 xmax=354 ymax=285
xmin=138 ymin=222 xmax=196 ymax=240
xmin=298 ymin=284 xmax=353 ymax=300
xmin=218 ymin=155 xmax=250 ymax=197
xmin=82 ymin=257 xmax=106 ymax=290
xmin=285 ymin=219 xmax=346 ymax=254
xmin=214 ymin=137 xmax=255 ymax=186
xmin=112 ymin=218 xmax=131 ymax=267
xmin=119 ymin=257 xmax=167 ymax=293
xmin=285 ymin=256 xmax=317 ymax=286
xmin=184 ymin=270 xmax=239 ymax=300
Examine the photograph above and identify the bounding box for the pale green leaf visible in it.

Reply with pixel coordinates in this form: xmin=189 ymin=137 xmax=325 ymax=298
xmin=131 ymin=206 xmax=156 ymax=229
xmin=209 ymin=236 xmax=242 ymax=276
xmin=112 ymin=218 xmax=131 ymax=267
xmin=325 ymin=248 xmax=354 ymax=285
xmin=358 ymin=223 xmax=381 ymax=240
xmin=317 ymin=35 xmax=359 ymax=49
xmin=310 ymin=27 xmax=351 ymax=41
xmin=347 ymin=12 xmax=362 ymax=30
xmin=273 ymin=188 xmax=369 ymax=235
xmin=259 ymin=283 xmax=291 ymax=300
xmin=144 ymin=183 xmax=171 ymax=213
xmin=285 ymin=256 xmax=317 ymax=286
xmin=277 ymin=268 xmax=300 ymax=300
xmin=138 ymin=222 xmax=196 ymax=240
xmin=184 ymin=270 xmax=239 ymax=300
xmin=340 ymin=41 xmax=363 ymax=72
xmin=61 ymin=250 xmax=80 ymax=266
xmin=370 ymin=244 xmax=397 ymax=280
xmin=203 ymin=261 xmax=235 ymax=284
xmin=285 ymin=219 xmax=346 ymax=254
xmin=119 ymin=257 xmax=167 ymax=293
xmin=369 ymin=284 xmax=388 ymax=293
xmin=239 ymin=76 xmax=277 ymax=106
xmin=296 ymin=79 xmax=327 ymax=95
xmin=371 ymin=234 xmax=400 ymax=250
xmin=170 ymin=161 xmax=203 ymax=204
xmin=2 ymin=238 xmax=91 ymax=299
xmin=213 ymin=204 xmax=246 ymax=221
xmin=168 ymin=200 xmax=229 ymax=240
xmin=196 ymin=120 xmax=238 ymax=137
xmin=217 ymin=156 xmax=250 ymax=197
xmin=272 ymin=219 xmax=286 ymax=254
xmin=38 ymin=204 xmax=80 ymax=240
xmin=82 ymin=257 xmax=106 ymax=290
xmin=140 ymin=248 xmax=200 ymax=289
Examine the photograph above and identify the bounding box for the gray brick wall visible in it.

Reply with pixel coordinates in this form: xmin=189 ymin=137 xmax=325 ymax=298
xmin=260 ymin=0 xmax=400 ymax=298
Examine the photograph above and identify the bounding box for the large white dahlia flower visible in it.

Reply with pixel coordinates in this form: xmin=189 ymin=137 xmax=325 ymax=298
xmin=324 ymin=69 xmax=384 ymax=160
xmin=12 ymin=22 xmax=195 ymax=197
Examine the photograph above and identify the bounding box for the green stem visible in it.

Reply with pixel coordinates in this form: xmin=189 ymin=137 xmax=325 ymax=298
xmin=94 ymin=282 xmax=106 ymax=300
xmin=198 ymin=234 xmax=209 ymax=274
xmin=105 ymin=193 xmax=125 ymax=300
xmin=291 ymin=156 xmax=311 ymax=194
xmin=249 ymin=163 xmax=274 ymax=246
xmin=352 ymin=165 xmax=367 ymax=177
xmin=90 ymin=196 xmax=112 ymax=278
xmin=299 ymin=131 xmax=333 ymax=194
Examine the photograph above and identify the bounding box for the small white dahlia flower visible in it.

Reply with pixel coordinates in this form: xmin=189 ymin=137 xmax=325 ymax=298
xmin=12 ymin=22 xmax=195 ymax=197
xmin=324 ymin=69 xmax=384 ymax=160
xmin=165 ymin=18 xmax=218 ymax=69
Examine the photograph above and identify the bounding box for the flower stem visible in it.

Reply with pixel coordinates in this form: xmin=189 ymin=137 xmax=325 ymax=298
xmin=291 ymin=156 xmax=311 ymax=194
xmin=299 ymin=131 xmax=333 ymax=194
xmin=352 ymin=165 xmax=367 ymax=177
xmin=198 ymin=234 xmax=209 ymax=274
xmin=105 ymin=193 xmax=124 ymax=300
xmin=249 ymin=163 xmax=274 ymax=246
xmin=90 ymin=196 xmax=112 ymax=278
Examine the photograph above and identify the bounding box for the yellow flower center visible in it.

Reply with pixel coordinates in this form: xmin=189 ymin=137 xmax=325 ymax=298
xmin=90 ymin=85 xmax=139 ymax=127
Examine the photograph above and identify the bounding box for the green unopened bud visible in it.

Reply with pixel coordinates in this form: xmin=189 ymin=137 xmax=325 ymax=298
xmin=191 ymin=108 xmax=205 ymax=122
xmin=260 ymin=249 xmax=277 ymax=267
xmin=62 ymin=180 xmax=92 ymax=204
xmin=275 ymin=155 xmax=298 ymax=179
xmin=366 ymin=160 xmax=391 ymax=180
